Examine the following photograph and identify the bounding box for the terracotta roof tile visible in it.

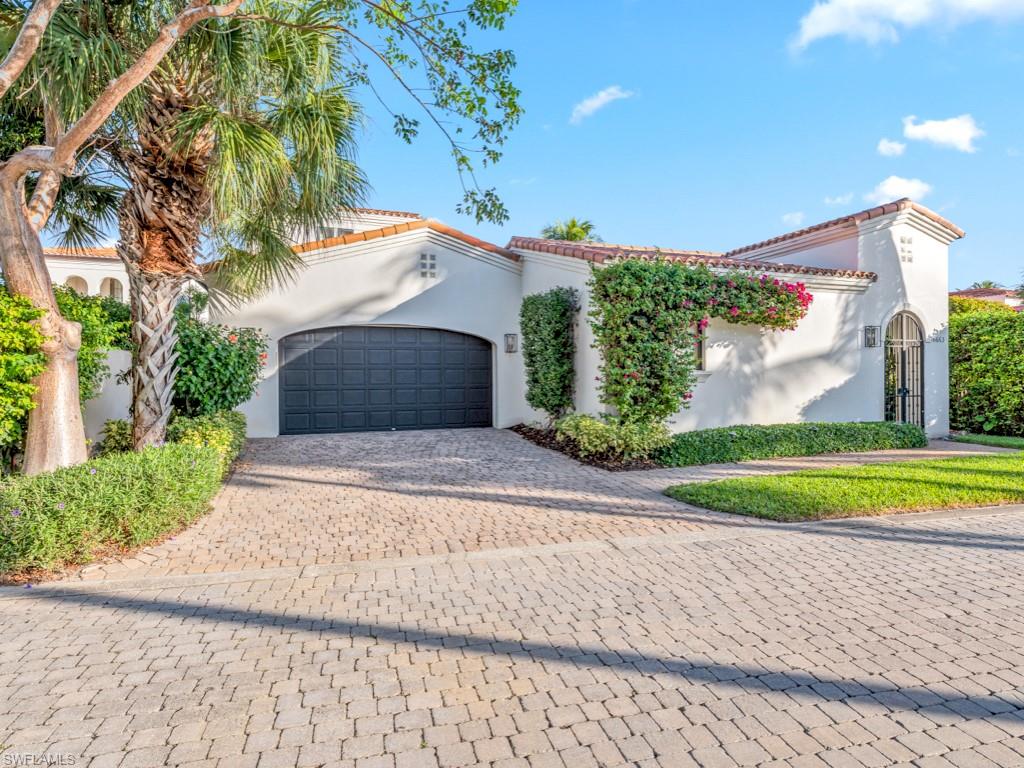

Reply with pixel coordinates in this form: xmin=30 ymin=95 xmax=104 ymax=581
xmin=507 ymin=237 xmax=877 ymax=281
xmin=43 ymin=246 xmax=118 ymax=260
xmin=950 ymin=287 xmax=1017 ymax=298
xmin=351 ymin=207 xmax=422 ymax=218
xmin=726 ymin=199 xmax=964 ymax=258
xmin=293 ymin=219 xmax=519 ymax=261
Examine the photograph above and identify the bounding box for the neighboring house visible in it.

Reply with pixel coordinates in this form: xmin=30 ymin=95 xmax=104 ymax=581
xmin=208 ymin=199 xmax=961 ymax=439
xmin=43 ymin=246 xmax=127 ymax=300
xmin=949 ymin=286 xmax=1023 ymax=310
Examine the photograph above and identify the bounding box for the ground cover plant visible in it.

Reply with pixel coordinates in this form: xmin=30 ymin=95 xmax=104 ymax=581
xmin=952 ymin=433 xmax=1024 ymax=450
xmin=666 ymin=452 xmax=1024 ymax=521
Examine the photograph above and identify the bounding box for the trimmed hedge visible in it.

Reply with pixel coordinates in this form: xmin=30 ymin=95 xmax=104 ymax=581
xmin=520 ymin=287 xmax=578 ymax=421
xmin=555 ymin=413 xmax=671 ymax=460
xmin=950 ymin=310 xmax=1024 ymax=436
xmin=654 ymin=421 xmax=928 ymax=467
xmin=949 ymin=296 xmax=1016 ymax=316
xmin=0 ymin=444 xmax=223 ymax=574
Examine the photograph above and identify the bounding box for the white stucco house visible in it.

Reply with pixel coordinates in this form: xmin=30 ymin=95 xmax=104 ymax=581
xmin=45 ymin=200 xmax=964 ymax=440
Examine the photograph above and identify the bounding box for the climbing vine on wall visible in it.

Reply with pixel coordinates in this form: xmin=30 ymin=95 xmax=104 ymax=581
xmin=588 ymin=260 xmax=813 ymax=425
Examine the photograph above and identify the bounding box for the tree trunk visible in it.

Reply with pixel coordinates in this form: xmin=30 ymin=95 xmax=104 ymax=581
xmin=127 ymin=261 xmax=185 ymax=449
xmin=0 ymin=164 xmax=88 ymax=475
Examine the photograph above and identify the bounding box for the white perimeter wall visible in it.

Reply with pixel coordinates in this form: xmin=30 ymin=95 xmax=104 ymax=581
xmin=45 ymin=257 xmax=128 ymax=298
xmin=82 ymin=349 xmax=131 ymax=445
xmin=214 ymin=230 xmax=527 ymax=437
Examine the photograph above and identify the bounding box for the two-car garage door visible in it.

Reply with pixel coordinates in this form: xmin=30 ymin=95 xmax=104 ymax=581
xmin=279 ymin=326 xmax=492 ymax=434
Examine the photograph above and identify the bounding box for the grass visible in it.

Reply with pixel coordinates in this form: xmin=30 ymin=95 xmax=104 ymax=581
xmin=665 ymin=452 xmax=1024 ymax=521
xmin=951 ymin=433 xmax=1024 ymax=450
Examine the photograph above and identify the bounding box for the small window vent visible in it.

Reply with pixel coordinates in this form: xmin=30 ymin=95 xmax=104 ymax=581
xmin=419 ymin=253 xmax=437 ymax=278
xmin=899 ymin=235 xmax=913 ymax=263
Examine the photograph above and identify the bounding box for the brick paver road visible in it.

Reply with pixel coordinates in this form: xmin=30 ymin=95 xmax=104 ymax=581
xmin=2 ymin=430 xmax=1022 ymax=768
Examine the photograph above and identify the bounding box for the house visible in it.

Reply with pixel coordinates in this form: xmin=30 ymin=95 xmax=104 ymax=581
xmin=949 ymin=286 xmax=1022 ymax=311
xmin=211 ymin=200 xmax=961 ymax=438
xmin=42 ymin=246 xmax=127 ymax=300
xmin=46 ymin=201 xmax=962 ymax=440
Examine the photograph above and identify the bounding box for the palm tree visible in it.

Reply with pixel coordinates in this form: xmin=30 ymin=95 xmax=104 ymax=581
xmin=106 ymin=5 xmax=366 ymax=447
xmin=970 ymin=280 xmax=1002 ymax=289
xmin=541 ymin=218 xmax=601 ymax=242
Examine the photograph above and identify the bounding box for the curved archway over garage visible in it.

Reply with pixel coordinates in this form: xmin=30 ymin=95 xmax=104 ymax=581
xmin=279 ymin=326 xmax=493 ymax=434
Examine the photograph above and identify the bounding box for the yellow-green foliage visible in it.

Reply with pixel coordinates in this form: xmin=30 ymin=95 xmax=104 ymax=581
xmin=555 ymin=413 xmax=671 ymax=460
xmin=167 ymin=411 xmax=247 ymax=475
xmin=949 ymin=295 xmax=1016 ymax=315
xmin=0 ymin=291 xmax=46 ymax=448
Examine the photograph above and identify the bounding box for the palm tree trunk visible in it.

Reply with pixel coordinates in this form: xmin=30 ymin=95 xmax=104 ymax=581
xmin=125 ymin=260 xmax=185 ymax=449
xmin=0 ymin=168 xmax=88 ymax=474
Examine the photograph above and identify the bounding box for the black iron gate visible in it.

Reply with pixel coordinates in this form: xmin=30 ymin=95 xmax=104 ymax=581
xmin=884 ymin=312 xmax=924 ymax=428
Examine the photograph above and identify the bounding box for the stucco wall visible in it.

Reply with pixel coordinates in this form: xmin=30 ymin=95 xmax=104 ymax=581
xmin=82 ymin=349 xmax=131 ymax=445
xmin=214 ymin=229 xmax=526 ymax=437
xmin=45 ymin=257 xmax=128 ymax=299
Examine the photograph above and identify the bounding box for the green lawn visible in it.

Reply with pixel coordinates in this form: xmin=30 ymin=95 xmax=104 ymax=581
xmin=952 ymin=433 xmax=1024 ymax=450
xmin=665 ymin=452 xmax=1024 ymax=521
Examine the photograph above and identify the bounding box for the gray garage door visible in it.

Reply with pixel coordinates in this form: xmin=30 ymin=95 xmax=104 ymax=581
xmin=279 ymin=326 xmax=492 ymax=434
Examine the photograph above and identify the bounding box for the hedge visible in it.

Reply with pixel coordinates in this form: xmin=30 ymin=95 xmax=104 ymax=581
xmin=520 ymin=287 xmax=578 ymax=421
xmin=654 ymin=421 xmax=928 ymax=467
xmin=949 ymin=295 xmax=1017 ymax=316
xmin=0 ymin=444 xmax=223 ymax=574
xmin=950 ymin=310 xmax=1024 ymax=435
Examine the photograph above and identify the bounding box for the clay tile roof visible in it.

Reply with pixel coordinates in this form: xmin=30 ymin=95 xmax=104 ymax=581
xmin=726 ymin=199 xmax=964 ymax=258
xmin=43 ymin=246 xmax=119 ymax=260
xmin=292 ymin=219 xmax=518 ymax=261
xmin=950 ymin=287 xmax=1016 ymax=298
xmin=352 ymin=207 xmax=422 ymax=218
xmin=506 ymin=237 xmax=877 ymax=281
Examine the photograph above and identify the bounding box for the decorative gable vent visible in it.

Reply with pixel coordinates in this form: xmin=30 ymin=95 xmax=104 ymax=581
xmin=419 ymin=253 xmax=437 ymax=278
xmin=899 ymin=235 xmax=913 ymax=263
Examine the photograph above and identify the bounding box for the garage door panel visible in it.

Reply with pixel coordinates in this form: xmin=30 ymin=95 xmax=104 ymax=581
xmin=280 ymin=326 xmax=492 ymax=434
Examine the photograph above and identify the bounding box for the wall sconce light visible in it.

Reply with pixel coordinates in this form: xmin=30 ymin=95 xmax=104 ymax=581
xmin=504 ymin=333 xmax=518 ymax=353
xmin=864 ymin=326 xmax=881 ymax=348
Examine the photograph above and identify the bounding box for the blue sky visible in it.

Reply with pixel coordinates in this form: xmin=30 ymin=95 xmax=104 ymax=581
xmin=355 ymin=0 xmax=1024 ymax=290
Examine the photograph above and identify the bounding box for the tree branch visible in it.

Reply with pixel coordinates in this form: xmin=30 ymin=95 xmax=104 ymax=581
xmin=0 ymin=0 xmax=62 ymax=101
xmin=26 ymin=97 xmax=63 ymax=231
xmin=52 ymin=0 xmax=245 ymax=170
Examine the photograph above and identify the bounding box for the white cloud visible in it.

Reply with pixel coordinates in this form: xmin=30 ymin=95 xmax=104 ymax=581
xmin=792 ymin=0 xmax=1024 ymax=50
xmin=781 ymin=211 xmax=806 ymax=228
xmin=877 ymin=137 xmax=907 ymax=156
xmin=902 ymin=114 xmax=984 ymax=152
xmin=569 ymin=85 xmax=634 ymax=125
xmin=864 ymin=175 xmax=933 ymax=204
xmin=824 ymin=192 xmax=854 ymax=205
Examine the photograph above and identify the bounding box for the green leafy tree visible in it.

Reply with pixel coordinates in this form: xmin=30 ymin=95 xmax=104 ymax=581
xmin=0 ymin=290 xmax=46 ymax=451
xmin=541 ymin=217 xmax=600 ymax=242
xmin=950 ymin=311 xmax=1024 ymax=435
xmin=6 ymin=0 xmax=521 ymax=455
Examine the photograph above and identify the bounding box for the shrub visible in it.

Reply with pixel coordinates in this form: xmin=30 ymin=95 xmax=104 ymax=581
xmin=0 ymin=443 xmax=223 ymax=574
xmin=588 ymin=261 xmax=812 ymax=425
xmin=0 ymin=291 xmax=46 ymax=450
xmin=167 ymin=411 xmax=247 ymax=475
xmin=654 ymin=421 xmax=928 ymax=467
xmin=949 ymin=295 xmax=1016 ymax=316
xmin=950 ymin=310 xmax=1024 ymax=435
xmin=101 ymin=410 xmax=246 ymax=474
xmin=54 ymin=286 xmax=131 ymax=403
xmin=174 ymin=296 xmax=268 ymax=417
xmin=520 ymin=287 xmax=578 ymax=421
xmin=555 ymin=413 xmax=671 ymax=460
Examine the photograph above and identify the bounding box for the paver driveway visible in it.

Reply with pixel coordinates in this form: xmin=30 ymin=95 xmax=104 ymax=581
xmin=2 ymin=429 xmax=1023 ymax=768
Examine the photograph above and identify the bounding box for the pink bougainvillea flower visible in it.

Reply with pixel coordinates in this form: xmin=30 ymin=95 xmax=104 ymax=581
xmin=682 ymin=391 xmax=694 ymax=400
xmin=728 ymin=306 xmax=740 ymax=316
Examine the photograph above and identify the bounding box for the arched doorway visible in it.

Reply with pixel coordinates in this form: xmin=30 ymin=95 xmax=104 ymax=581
xmin=65 ymin=275 xmax=88 ymax=294
xmin=279 ymin=326 xmax=493 ymax=434
xmin=100 ymin=277 xmax=124 ymax=301
xmin=884 ymin=312 xmax=924 ymax=427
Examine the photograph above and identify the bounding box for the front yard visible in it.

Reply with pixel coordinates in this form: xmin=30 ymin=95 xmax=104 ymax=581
xmin=666 ymin=450 xmax=1024 ymax=521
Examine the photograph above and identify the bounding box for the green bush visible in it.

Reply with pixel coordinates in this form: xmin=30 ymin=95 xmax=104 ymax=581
xmin=949 ymin=295 xmax=1016 ymax=316
xmin=950 ymin=310 xmax=1024 ymax=435
xmin=101 ymin=410 xmax=246 ymax=474
xmin=0 ymin=443 xmax=223 ymax=574
xmin=520 ymin=287 xmax=578 ymax=421
xmin=0 ymin=291 xmax=46 ymax=450
xmin=54 ymin=286 xmax=131 ymax=403
xmin=167 ymin=411 xmax=247 ymax=475
xmin=174 ymin=296 xmax=268 ymax=417
xmin=555 ymin=413 xmax=671 ymax=460
xmin=655 ymin=421 xmax=928 ymax=467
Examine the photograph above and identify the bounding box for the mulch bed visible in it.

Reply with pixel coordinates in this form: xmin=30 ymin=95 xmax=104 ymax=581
xmin=509 ymin=424 xmax=659 ymax=472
